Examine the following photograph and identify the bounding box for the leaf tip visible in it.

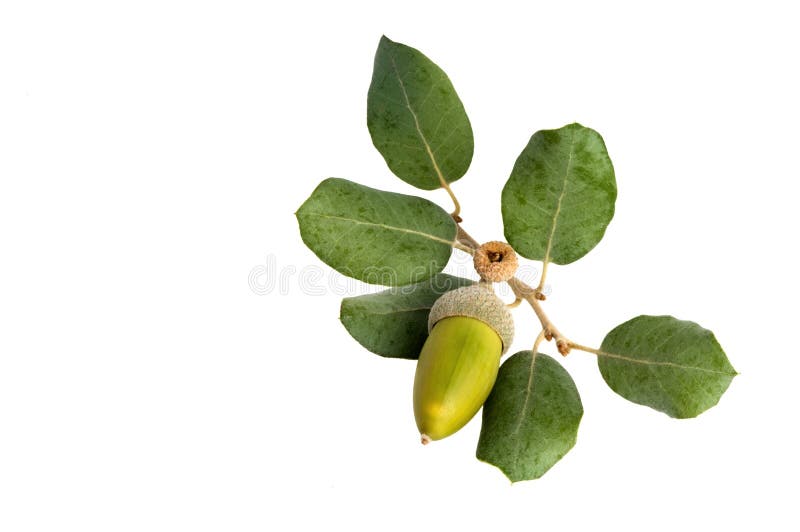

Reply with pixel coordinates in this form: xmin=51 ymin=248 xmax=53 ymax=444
xmin=500 ymin=465 xmax=537 ymax=484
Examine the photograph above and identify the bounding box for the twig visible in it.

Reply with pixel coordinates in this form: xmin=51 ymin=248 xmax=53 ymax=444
xmin=569 ymin=342 xmax=603 ymax=356
xmin=536 ymin=260 xmax=549 ymax=297
xmin=454 ymin=223 xmax=571 ymax=355
xmin=442 ymin=181 xmax=462 ymax=222
xmin=455 ymin=225 xmax=479 ymax=250
xmin=453 ymin=241 xmax=475 ymax=254
xmin=506 ymin=297 xmax=523 ymax=309
xmin=507 ymin=276 xmax=572 ymax=356
xmin=532 ymin=328 xmax=546 ymax=354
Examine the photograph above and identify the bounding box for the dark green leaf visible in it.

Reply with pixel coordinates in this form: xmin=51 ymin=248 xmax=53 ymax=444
xmin=501 ymin=123 xmax=616 ymax=264
xmin=367 ymin=36 xmax=473 ymax=190
xmin=296 ymin=178 xmax=456 ymax=286
xmin=477 ymin=351 xmax=583 ymax=482
xmin=340 ymin=274 xmax=474 ymax=359
xmin=598 ymin=315 xmax=737 ymax=418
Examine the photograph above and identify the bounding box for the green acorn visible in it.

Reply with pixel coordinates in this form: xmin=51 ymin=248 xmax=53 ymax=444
xmin=413 ymin=283 xmax=514 ymax=444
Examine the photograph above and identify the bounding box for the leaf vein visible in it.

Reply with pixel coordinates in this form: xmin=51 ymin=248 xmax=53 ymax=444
xmin=301 ymin=212 xmax=455 ymax=247
xmin=598 ymin=349 xmax=735 ymax=376
xmin=542 ymin=129 xmax=576 ymax=265
xmin=390 ymin=55 xmax=449 ymax=188
xmin=513 ymin=351 xmax=539 ymax=435
xmin=357 ymin=306 xmax=432 ymax=316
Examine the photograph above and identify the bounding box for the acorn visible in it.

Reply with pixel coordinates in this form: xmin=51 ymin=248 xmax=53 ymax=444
xmin=413 ymin=283 xmax=515 ymax=444
xmin=472 ymin=241 xmax=518 ymax=283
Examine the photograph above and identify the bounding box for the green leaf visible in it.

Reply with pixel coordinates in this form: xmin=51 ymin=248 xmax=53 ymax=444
xmin=296 ymin=178 xmax=457 ymax=286
xmin=367 ymin=36 xmax=474 ymax=191
xmin=501 ymin=123 xmax=617 ymax=265
xmin=598 ymin=315 xmax=737 ymax=418
xmin=477 ymin=351 xmax=583 ymax=482
xmin=340 ymin=274 xmax=474 ymax=359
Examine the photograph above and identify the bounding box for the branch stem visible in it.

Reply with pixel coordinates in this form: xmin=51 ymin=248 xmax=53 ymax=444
xmin=507 ymin=276 xmax=571 ymax=356
xmin=453 ymin=241 xmax=475 ymax=254
xmin=507 ymin=297 xmax=523 ymax=309
xmin=441 ymin=181 xmax=462 ymax=221
xmin=569 ymin=342 xmax=604 ymax=356
xmin=455 ymin=225 xmax=480 ymax=250
xmin=532 ymin=328 xmax=546 ymax=354
xmin=455 ymin=223 xmax=571 ymax=356
xmin=536 ymin=260 xmax=549 ymax=294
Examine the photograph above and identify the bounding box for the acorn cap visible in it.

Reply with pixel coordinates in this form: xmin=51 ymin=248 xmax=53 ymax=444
xmin=428 ymin=284 xmax=515 ymax=354
xmin=473 ymin=241 xmax=518 ymax=283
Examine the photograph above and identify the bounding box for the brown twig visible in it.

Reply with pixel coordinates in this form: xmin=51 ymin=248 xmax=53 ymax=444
xmin=532 ymin=328 xmax=546 ymax=354
xmin=453 ymin=224 xmax=572 ymax=356
xmin=453 ymin=241 xmax=476 ymax=254
xmin=506 ymin=277 xmax=572 ymax=356
xmin=535 ymin=261 xmax=549 ymax=299
xmin=455 ymin=225 xmax=480 ymax=251
xmin=506 ymin=297 xmax=523 ymax=309
xmin=442 ymin=181 xmax=462 ymax=222
xmin=569 ymin=342 xmax=603 ymax=356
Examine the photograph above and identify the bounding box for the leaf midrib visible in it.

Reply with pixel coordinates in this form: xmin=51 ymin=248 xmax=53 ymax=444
xmin=301 ymin=212 xmax=455 ymax=247
xmin=542 ymin=129 xmax=576 ymax=264
xmin=348 ymin=306 xmax=432 ymax=316
xmin=513 ymin=351 xmax=539 ymax=435
xmin=389 ymin=55 xmax=448 ymax=188
xmin=598 ymin=349 xmax=737 ymax=376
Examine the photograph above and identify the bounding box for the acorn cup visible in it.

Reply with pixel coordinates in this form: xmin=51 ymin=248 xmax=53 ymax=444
xmin=413 ymin=283 xmax=514 ymax=444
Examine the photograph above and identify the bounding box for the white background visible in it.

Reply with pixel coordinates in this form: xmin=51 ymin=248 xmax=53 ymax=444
xmin=2 ymin=1 xmax=798 ymax=530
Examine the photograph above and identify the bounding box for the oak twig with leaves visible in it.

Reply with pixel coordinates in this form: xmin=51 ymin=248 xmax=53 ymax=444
xmin=296 ymin=36 xmax=737 ymax=482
